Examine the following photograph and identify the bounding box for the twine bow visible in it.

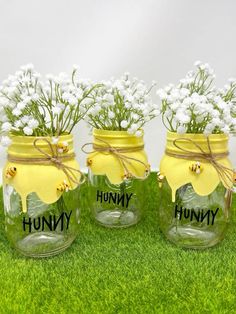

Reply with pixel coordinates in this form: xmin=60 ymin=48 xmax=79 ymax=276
xmin=8 ymin=138 xmax=85 ymax=186
xmin=165 ymin=137 xmax=234 ymax=190
xmin=82 ymin=138 xmax=150 ymax=180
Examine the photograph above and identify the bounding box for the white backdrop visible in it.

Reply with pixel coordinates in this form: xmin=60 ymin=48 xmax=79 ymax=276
xmin=1 ymin=0 xmax=236 ymax=174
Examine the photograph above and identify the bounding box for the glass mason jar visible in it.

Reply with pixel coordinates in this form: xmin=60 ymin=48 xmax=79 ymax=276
xmin=3 ymin=134 xmax=81 ymax=257
xmin=86 ymin=129 xmax=150 ymax=228
xmin=158 ymin=132 xmax=233 ymax=249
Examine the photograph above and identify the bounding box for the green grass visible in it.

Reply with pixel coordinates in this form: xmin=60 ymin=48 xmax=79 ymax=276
xmin=0 ymin=173 xmax=236 ymax=314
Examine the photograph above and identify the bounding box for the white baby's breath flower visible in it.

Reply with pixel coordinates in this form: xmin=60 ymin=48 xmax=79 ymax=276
xmin=23 ymin=96 xmax=32 ymax=104
xmin=108 ymin=111 xmax=115 ymax=119
xmin=46 ymin=74 xmax=54 ymax=80
xmin=176 ymin=125 xmax=186 ymax=134
xmin=72 ymin=64 xmax=80 ymax=71
xmin=120 ymin=120 xmax=128 ymax=128
xmin=156 ymin=89 xmax=168 ymax=100
xmin=52 ymin=106 xmax=62 ymax=115
xmin=125 ymin=102 xmax=131 ymax=109
xmin=12 ymin=108 xmax=22 ymax=117
xmin=194 ymin=60 xmax=202 ymax=67
xmin=28 ymin=119 xmax=39 ymax=129
xmin=0 ymin=115 xmax=8 ymax=123
xmin=203 ymin=124 xmax=214 ymax=135
xmin=68 ymin=95 xmax=77 ymax=104
xmin=1 ymin=122 xmax=12 ymax=132
xmin=94 ymin=104 xmax=101 ymax=113
xmin=20 ymin=63 xmax=34 ymax=71
xmin=104 ymin=94 xmax=114 ymax=103
xmin=21 ymin=115 xmax=30 ymax=124
xmin=14 ymin=120 xmax=23 ymax=128
xmin=51 ymin=137 xmax=59 ymax=144
xmin=127 ymin=127 xmax=133 ymax=134
xmin=1 ymin=136 xmax=12 ymax=147
xmin=17 ymin=102 xmax=27 ymax=110
xmin=131 ymin=113 xmax=139 ymax=120
xmin=221 ymin=125 xmax=230 ymax=134
xmin=135 ymin=130 xmax=142 ymax=137
xmin=130 ymin=123 xmax=138 ymax=132
xmin=31 ymin=93 xmax=40 ymax=101
xmin=33 ymin=72 xmax=41 ymax=79
xmin=23 ymin=126 xmax=33 ymax=135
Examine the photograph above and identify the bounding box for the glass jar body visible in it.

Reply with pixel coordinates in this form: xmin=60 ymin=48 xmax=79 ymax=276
xmin=159 ymin=179 xmax=230 ymax=249
xmin=88 ymin=170 xmax=146 ymax=228
xmin=3 ymin=184 xmax=80 ymax=257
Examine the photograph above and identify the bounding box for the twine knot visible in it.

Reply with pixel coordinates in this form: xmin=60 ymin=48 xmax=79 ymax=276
xmin=8 ymin=138 xmax=85 ymax=186
xmin=165 ymin=137 xmax=234 ymax=190
xmin=82 ymin=138 xmax=150 ymax=180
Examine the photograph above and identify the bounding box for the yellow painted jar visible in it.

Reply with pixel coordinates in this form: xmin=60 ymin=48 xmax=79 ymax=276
xmin=86 ymin=129 xmax=150 ymax=228
xmin=3 ymin=134 xmax=82 ymax=257
xmin=158 ymin=132 xmax=233 ymax=249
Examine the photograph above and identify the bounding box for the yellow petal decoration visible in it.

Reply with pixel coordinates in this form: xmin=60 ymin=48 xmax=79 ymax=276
xmin=86 ymin=129 xmax=149 ymax=184
xmin=160 ymin=132 xmax=233 ymax=202
xmin=3 ymin=134 xmax=80 ymax=213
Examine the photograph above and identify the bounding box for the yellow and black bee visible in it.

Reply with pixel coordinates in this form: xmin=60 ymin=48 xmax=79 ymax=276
xmin=57 ymin=142 xmax=69 ymax=154
xmin=86 ymin=158 xmax=93 ymax=167
xmin=145 ymin=164 xmax=151 ymax=176
xmin=233 ymin=172 xmax=236 ymax=184
xmin=157 ymin=171 xmax=165 ymax=188
xmin=57 ymin=181 xmax=70 ymax=192
xmin=5 ymin=166 xmax=17 ymax=179
xmin=157 ymin=171 xmax=165 ymax=182
xmin=122 ymin=172 xmax=133 ymax=180
xmin=189 ymin=161 xmax=203 ymax=174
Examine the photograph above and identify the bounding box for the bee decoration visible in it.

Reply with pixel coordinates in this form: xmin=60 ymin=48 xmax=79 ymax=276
xmin=157 ymin=171 xmax=165 ymax=188
xmin=189 ymin=161 xmax=203 ymax=174
xmin=122 ymin=172 xmax=133 ymax=181
xmin=157 ymin=171 xmax=165 ymax=182
xmin=145 ymin=164 xmax=151 ymax=176
xmin=57 ymin=180 xmax=70 ymax=192
xmin=57 ymin=141 xmax=69 ymax=154
xmin=86 ymin=158 xmax=93 ymax=167
xmin=6 ymin=166 xmax=17 ymax=179
xmin=233 ymin=171 xmax=236 ymax=185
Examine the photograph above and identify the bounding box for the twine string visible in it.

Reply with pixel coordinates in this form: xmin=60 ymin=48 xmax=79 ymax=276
xmin=165 ymin=137 xmax=234 ymax=189
xmin=81 ymin=138 xmax=150 ymax=180
xmin=8 ymin=138 xmax=85 ymax=185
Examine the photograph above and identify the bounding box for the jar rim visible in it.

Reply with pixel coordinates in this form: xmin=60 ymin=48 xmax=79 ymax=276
xmin=167 ymin=131 xmax=228 ymax=141
xmin=93 ymin=128 xmax=143 ymax=138
xmin=9 ymin=133 xmax=73 ymax=143
xmin=7 ymin=133 xmax=74 ymax=157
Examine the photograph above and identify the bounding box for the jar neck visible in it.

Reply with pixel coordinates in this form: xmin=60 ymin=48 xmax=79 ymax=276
xmin=8 ymin=134 xmax=74 ymax=158
xmin=166 ymin=131 xmax=229 ymax=155
xmin=92 ymin=128 xmax=144 ymax=148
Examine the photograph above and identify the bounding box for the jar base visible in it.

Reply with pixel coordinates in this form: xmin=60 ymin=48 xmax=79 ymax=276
xmin=164 ymin=226 xmax=226 ymax=249
xmin=95 ymin=210 xmax=139 ymax=228
xmin=12 ymin=232 xmax=76 ymax=258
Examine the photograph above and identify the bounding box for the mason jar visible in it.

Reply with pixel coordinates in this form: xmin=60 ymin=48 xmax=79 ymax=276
xmin=158 ymin=132 xmax=233 ymax=249
xmin=3 ymin=134 xmax=81 ymax=257
xmin=86 ymin=129 xmax=150 ymax=228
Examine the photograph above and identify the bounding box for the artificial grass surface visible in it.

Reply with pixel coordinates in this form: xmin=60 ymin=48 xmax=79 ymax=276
xmin=0 ymin=173 xmax=236 ymax=314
